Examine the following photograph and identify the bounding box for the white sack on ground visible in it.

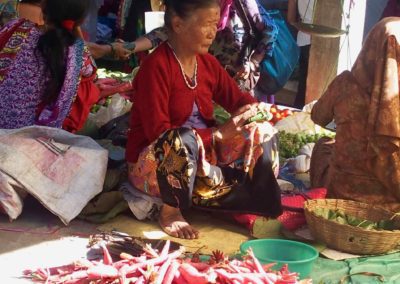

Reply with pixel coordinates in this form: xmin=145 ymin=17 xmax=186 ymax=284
xmin=285 ymin=143 xmax=315 ymax=173
xmin=0 ymin=126 xmax=108 ymax=224
xmin=275 ymin=102 xmax=335 ymax=136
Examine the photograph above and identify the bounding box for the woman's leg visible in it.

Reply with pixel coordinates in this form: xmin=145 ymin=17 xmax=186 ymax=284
xmin=217 ymin=132 xmax=282 ymax=216
xmin=154 ymin=128 xmax=200 ymax=239
xmin=204 ymin=122 xmax=282 ymax=216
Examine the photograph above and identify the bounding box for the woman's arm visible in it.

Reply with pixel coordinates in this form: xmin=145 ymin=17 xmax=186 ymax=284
xmin=132 ymin=51 xmax=172 ymax=143
xmin=86 ymin=41 xmax=131 ymax=59
xmin=311 ymin=73 xmax=348 ymax=127
xmin=211 ymin=55 xmax=256 ymax=113
xmin=137 ymin=27 xmax=168 ymax=52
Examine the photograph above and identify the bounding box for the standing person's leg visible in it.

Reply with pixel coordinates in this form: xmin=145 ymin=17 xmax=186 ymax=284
xmin=294 ymin=44 xmax=310 ymax=109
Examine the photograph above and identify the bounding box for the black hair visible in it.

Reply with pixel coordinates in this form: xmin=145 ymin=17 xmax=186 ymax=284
xmin=37 ymin=0 xmax=89 ymax=104
xmin=19 ymin=0 xmax=42 ymax=4
xmin=164 ymin=0 xmax=219 ymax=29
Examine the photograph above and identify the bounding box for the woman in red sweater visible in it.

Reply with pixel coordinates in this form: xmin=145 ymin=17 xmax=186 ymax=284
xmin=126 ymin=0 xmax=282 ymax=239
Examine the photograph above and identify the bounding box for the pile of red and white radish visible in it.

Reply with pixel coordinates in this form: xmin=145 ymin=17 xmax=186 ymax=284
xmin=23 ymin=240 xmax=305 ymax=284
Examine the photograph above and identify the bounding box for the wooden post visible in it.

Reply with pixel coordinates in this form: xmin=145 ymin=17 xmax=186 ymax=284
xmin=305 ymin=0 xmax=343 ymax=103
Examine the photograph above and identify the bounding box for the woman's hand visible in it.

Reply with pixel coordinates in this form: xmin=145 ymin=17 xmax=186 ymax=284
xmin=213 ymin=104 xmax=259 ymax=142
xmin=235 ymin=56 xmax=260 ymax=80
xmin=235 ymin=61 xmax=254 ymax=80
xmin=111 ymin=42 xmax=132 ymax=60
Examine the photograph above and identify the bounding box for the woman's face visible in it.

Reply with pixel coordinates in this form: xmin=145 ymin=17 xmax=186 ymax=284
xmin=173 ymin=5 xmax=220 ymax=54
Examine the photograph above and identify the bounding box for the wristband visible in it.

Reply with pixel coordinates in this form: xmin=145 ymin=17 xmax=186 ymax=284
xmin=107 ymin=43 xmax=116 ymax=57
xmin=124 ymin=42 xmax=136 ymax=52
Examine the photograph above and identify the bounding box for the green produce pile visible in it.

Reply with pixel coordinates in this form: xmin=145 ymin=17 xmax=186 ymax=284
xmin=313 ymin=208 xmax=398 ymax=231
xmin=97 ymin=68 xmax=134 ymax=82
xmin=278 ymin=130 xmax=335 ymax=159
xmin=212 ymin=106 xmax=336 ymax=161
xmin=91 ymin=96 xmax=112 ymax=114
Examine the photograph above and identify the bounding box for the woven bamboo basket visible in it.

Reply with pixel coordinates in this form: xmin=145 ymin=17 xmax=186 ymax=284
xmin=304 ymin=199 xmax=400 ymax=255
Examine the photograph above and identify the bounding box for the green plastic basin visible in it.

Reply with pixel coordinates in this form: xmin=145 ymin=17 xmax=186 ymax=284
xmin=240 ymin=239 xmax=319 ymax=279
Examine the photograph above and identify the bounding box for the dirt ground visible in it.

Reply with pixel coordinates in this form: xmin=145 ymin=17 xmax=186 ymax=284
xmin=0 ymin=198 xmax=98 ymax=283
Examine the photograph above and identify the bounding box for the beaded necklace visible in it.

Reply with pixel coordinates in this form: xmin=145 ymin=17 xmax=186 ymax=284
xmin=167 ymin=43 xmax=198 ymax=90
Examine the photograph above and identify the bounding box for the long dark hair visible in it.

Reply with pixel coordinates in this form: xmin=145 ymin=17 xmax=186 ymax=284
xmin=164 ymin=0 xmax=219 ymax=29
xmin=19 ymin=0 xmax=42 ymax=4
xmin=37 ymin=0 xmax=89 ymax=104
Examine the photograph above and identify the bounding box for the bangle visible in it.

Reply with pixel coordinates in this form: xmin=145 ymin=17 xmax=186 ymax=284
xmin=107 ymin=43 xmax=115 ymax=57
xmin=124 ymin=41 xmax=136 ymax=52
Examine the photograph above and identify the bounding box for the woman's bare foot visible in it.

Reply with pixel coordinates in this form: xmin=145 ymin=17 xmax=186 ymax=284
xmin=158 ymin=204 xmax=199 ymax=239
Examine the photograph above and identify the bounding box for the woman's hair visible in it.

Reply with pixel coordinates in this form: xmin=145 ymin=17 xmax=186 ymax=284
xmin=164 ymin=0 xmax=219 ymax=29
xmin=19 ymin=0 xmax=42 ymax=4
xmin=37 ymin=0 xmax=89 ymax=104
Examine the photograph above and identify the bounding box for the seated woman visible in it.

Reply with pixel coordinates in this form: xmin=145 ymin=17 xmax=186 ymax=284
xmin=126 ymin=0 xmax=282 ymax=240
xmin=127 ymin=0 xmax=275 ymax=95
xmin=310 ymin=17 xmax=400 ymax=212
xmin=0 ymin=0 xmax=131 ymax=60
xmin=0 ymin=0 xmax=98 ymax=132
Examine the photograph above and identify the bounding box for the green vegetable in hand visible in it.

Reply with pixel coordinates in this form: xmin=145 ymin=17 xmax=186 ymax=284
xmin=247 ymin=111 xmax=272 ymax=124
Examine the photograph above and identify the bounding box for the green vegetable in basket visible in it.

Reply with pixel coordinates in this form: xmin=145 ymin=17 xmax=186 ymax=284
xmin=313 ymin=208 xmax=397 ymax=231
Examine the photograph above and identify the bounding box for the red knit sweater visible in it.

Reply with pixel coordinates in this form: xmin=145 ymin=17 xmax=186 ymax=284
xmin=126 ymin=42 xmax=256 ymax=163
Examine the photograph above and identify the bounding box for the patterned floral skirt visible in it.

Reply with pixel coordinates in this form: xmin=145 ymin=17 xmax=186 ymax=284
xmin=128 ymin=122 xmax=282 ymax=217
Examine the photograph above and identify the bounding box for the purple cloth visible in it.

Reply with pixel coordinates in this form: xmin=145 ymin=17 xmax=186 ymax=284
xmin=218 ymin=0 xmax=234 ymax=31
xmin=0 ymin=19 xmax=84 ymax=129
xmin=382 ymin=0 xmax=400 ymax=18
xmin=182 ymin=102 xmax=208 ymax=129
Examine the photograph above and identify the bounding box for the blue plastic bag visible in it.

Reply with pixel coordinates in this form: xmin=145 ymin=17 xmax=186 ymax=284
xmin=257 ymin=9 xmax=300 ymax=94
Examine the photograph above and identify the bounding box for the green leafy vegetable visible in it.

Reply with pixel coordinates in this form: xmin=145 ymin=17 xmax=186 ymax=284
xmin=278 ymin=130 xmax=336 ymax=160
xmin=313 ymin=208 xmax=397 ymax=231
xmin=97 ymin=68 xmax=134 ymax=82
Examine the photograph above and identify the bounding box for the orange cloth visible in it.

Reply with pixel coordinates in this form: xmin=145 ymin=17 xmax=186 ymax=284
xmin=311 ymin=17 xmax=400 ymax=212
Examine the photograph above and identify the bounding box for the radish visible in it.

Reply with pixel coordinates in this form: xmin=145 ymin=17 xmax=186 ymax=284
xmin=154 ymin=256 xmax=172 ymax=284
xmin=179 ymin=263 xmax=209 ymax=284
xmin=163 ymin=260 xmax=180 ymax=284
xmin=87 ymin=264 xmax=118 ymax=279
xmin=160 ymin=240 xmax=171 ymax=258
xmin=99 ymin=243 xmax=113 ymax=265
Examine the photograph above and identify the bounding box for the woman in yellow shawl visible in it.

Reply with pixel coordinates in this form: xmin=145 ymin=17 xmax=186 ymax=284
xmin=310 ymin=17 xmax=400 ymax=212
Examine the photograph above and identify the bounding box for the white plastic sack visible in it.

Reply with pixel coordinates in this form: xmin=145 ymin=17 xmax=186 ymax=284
xmin=285 ymin=143 xmax=315 ymax=173
xmin=120 ymin=182 xmax=162 ymax=221
xmin=88 ymin=94 xmax=132 ymax=128
xmin=275 ymin=102 xmax=335 ymax=136
xmin=0 ymin=126 xmax=108 ymax=224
